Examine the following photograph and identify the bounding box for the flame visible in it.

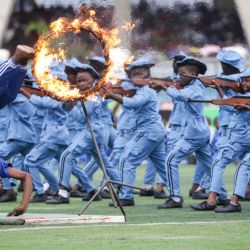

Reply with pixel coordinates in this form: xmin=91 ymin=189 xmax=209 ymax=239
xmin=121 ymin=21 xmax=136 ymax=31
xmin=33 ymin=9 xmax=134 ymax=101
xmin=105 ymin=48 xmax=133 ymax=85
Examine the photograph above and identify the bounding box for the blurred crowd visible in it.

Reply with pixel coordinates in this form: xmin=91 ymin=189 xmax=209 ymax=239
xmin=2 ymin=0 xmax=247 ymax=58
xmin=132 ymin=0 xmax=246 ymax=57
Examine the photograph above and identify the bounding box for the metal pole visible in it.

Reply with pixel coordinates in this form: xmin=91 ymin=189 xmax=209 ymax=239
xmin=78 ymin=101 xmax=146 ymax=220
xmin=79 ymin=101 xmax=126 ymax=219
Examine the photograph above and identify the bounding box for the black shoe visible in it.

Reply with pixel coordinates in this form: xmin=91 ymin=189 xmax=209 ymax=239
xmin=100 ymin=189 xmax=111 ymax=199
xmin=45 ymin=189 xmax=57 ymax=197
xmin=70 ymin=184 xmax=86 ymax=198
xmin=17 ymin=182 xmax=24 ymax=192
xmin=133 ymin=189 xmax=140 ymax=195
xmin=0 ymin=190 xmax=17 ymax=202
xmin=217 ymin=198 xmax=230 ymax=206
xmin=191 ymin=189 xmax=209 ymax=199
xmin=46 ymin=194 xmax=70 ymax=204
xmin=139 ymin=187 xmax=154 ymax=196
xmin=0 ymin=182 xmax=4 ymax=196
xmin=191 ymin=201 xmax=216 ymax=211
xmin=30 ymin=194 xmax=48 ymax=203
xmin=154 ymin=190 xmax=167 ymax=199
xmin=243 ymin=192 xmax=250 ymax=201
xmin=189 ymin=189 xmax=194 ymax=197
xmin=109 ymin=199 xmax=135 ymax=207
xmin=214 ymin=203 xmax=241 ymax=213
xmin=82 ymin=189 xmax=102 ymax=201
xmin=70 ymin=189 xmax=86 ymax=198
xmin=157 ymin=197 xmax=183 ymax=209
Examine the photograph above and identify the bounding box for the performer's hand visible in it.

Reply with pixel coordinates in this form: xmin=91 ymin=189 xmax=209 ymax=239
xmin=100 ymin=86 xmax=113 ymax=99
xmin=148 ymin=80 xmax=167 ymax=91
xmin=99 ymin=88 xmax=108 ymax=98
xmin=150 ymin=82 xmax=165 ymax=91
xmin=7 ymin=205 xmax=27 ymax=217
xmin=209 ymin=80 xmax=220 ymax=89
xmin=62 ymin=101 xmax=76 ymax=111
xmin=235 ymin=104 xmax=250 ymax=111
xmin=66 ymin=102 xmax=76 ymax=108
xmin=20 ymin=87 xmax=31 ymax=99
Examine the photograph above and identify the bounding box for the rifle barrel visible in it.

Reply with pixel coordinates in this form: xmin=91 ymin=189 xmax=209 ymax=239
xmin=187 ymin=99 xmax=211 ymax=103
xmin=23 ymin=78 xmax=35 ymax=82
xmin=180 ymin=74 xmax=199 ymax=79
xmin=118 ymin=78 xmax=133 ymax=82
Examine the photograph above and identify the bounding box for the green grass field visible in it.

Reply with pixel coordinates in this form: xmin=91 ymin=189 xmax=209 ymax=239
xmin=1 ymin=164 xmax=250 ymax=250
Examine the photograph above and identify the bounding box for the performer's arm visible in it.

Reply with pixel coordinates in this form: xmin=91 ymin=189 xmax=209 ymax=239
xmin=7 ymin=168 xmax=32 ymax=216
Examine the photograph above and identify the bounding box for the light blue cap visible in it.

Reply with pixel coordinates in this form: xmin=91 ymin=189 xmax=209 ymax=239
xmin=125 ymin=58 xmax=155 ymax=72
xmin=52 ymin=70 xmax=67 ymax=81
xmin=176 ymin=56 xmax=207 ymax=74
xmin=49 ymin=60 xmax=65 ymax=72
xmin=89 ymin=56 xmax=106 ymax=66
xmin=24 ymin=68 xmax=37 ymax=86
xmin=238 ymin=68 xmax=250 ymax=79
xmin=216 ymin=50 xmax=245 ymax=72
xmin=217 ymin=73 xmax=241 ymax=83
xmin=65 ymin=58 xmax=82 ymax=70
xmin=25 ymin=71 xmax=35 ymax=81
xmin=172 ymin=52 xmax=187 ymax=60
xmin=75 ymin=62 xmax=99 ymax=79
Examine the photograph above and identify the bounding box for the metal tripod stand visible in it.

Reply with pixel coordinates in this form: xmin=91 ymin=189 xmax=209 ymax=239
xmin=78 ymin=101 xmax=144 ymax=221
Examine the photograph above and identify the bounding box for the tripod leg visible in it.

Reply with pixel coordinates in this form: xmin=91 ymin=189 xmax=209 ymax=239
xmin=110 ymin=180 xmax=146 ymax=191
xmin=105 ymin=181 xmax=117 ymax=207
xmin=78 ymin=181 xmax=107 ymax=216
xmin=80 ymin=101 xmax=126 ymax=217
xmin=109 ymin=185 xmax=127 ymax=221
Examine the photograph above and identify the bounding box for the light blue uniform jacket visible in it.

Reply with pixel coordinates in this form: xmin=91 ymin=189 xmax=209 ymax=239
xmin=29 ymin=95 xmax=69 ymax=145
xmin=123 ymin=85 xmax=165 ymax=141
xmin=6 ymin=94 xmax=36 ymax=144
xmin=167 ymin=80 xmax=210 ymax=140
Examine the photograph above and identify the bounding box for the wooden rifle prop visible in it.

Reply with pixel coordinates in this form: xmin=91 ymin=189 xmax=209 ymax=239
xmin=187 ymin=96 xmax=250 ymax=107
xmin=20 ymin=85 xmax=44 ymax=97
xmin=100 ymin=83 xmax=137 ymax=97
xmin=116 ymin=77 xmax=180 ymax=91
xmin=181 ymin=74 xmax=243 ymax=93
xmin=106 ymin=86 xmax=136 ymax=97
xmin=22 ymin=82 xmax=135 ymax=98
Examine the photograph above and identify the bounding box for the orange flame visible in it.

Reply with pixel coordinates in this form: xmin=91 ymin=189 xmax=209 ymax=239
xmin=33 ymin=9 xmax=131 ymax=101
xmin=121 ymin=21 xmax=136 ymax=31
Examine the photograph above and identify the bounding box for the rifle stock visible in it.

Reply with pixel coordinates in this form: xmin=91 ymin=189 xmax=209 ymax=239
xmin=188 ymin=97 xmax=250 ymax=106
xmin=108 ymin=86 xmax=136 ymax=97
xmin=101 ymin=84 xmax=136 ymax=97
xmin=117 ymin=78 xmax=177 ymax=90
xmin=181 ymin=74 xmax=243 ymax=92
xmin=21 ymin=86 xmax=44 ymax=97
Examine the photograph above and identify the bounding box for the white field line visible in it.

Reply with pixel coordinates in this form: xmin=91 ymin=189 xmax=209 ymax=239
xmin=136 ymin=236 xmax=205 ymax=240
xmin=1 ymin=219 xmax=250 ymax=232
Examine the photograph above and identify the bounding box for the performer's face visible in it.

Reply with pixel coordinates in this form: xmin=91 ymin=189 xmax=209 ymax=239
xmin=64 ymin=67 xmax=77 ymax=85
xmin=129 ymin=68 xmax=150 ymax=80
xmin=76 ymin=72 xmax=95 ymax=92
xmin=67 ymin=74 xmax=77 ymax=85
xmin=90 ymin=62 xmax=105 ymax=75
xmin=178 ymin=66 xmax=194 ymax=86
xmin=221 ymin=62 xmax=240 ymax=75
xmin=241 ymin=77 xmax=250 ymax=92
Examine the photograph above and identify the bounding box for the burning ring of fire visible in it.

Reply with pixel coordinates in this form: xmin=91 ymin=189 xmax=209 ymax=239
xmin=32 ymin=10 xmax=120 ymax=101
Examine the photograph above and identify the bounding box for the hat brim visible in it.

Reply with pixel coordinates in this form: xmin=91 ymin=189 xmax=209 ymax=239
xmin=76 ymin=67 xmax=99 ymax=79
xmin=64 ymin=66 xmax=77 ymax=75
xmin=125 ymin=63 xmax=155 ymax=72
xmin=90 ymin=60 xmax=106 ymax=67
xmin=176 ymin=59 xmax=207 ymax=74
